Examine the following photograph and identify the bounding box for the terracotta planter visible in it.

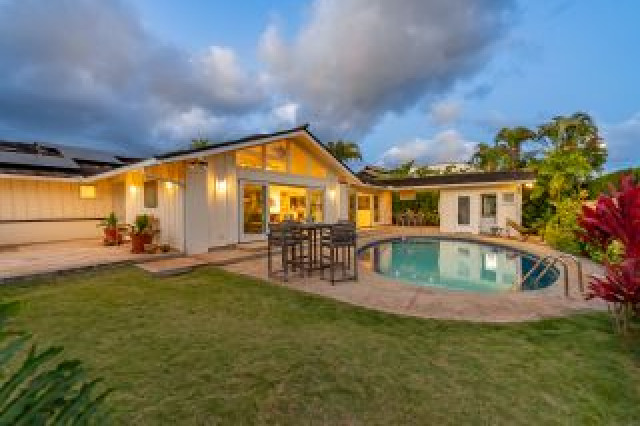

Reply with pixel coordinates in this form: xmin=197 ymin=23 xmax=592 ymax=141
xmin=104 ymin=227 xmax=123 ymax=246
xmin=131 ymin=233 xmax=146 ymax=253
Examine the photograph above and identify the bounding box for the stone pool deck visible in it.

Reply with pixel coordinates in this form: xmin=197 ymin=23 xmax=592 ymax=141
xmin=220 ymin=227 xmax=606 ymax=323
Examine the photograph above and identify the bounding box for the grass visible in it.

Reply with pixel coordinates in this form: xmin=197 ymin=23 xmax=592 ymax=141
xmin=0 ymin=266 xmax=639 ymax=424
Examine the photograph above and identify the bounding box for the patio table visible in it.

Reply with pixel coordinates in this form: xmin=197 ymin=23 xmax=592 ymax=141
xmin=295 ymin=222 xmax=334 ymax=274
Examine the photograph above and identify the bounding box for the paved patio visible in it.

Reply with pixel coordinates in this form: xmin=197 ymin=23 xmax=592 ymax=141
xmin=0 ymin=238 xmax=178 ymax=282
xmin=0 ymin=227 xmax=607 ymax=322
xmin=219 ymin=227 xmax=607 ymax=322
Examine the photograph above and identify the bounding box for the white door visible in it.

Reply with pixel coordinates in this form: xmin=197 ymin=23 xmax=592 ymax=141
xmin=480 ymin=193 xmax=497 ymax=233
xmin=239 ymin=180 xmax=267 ymax=242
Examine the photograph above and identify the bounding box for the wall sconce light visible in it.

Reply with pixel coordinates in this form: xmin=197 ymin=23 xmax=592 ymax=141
xmin=524 ymin=182 xmax=534 ymax=189
xmin=165 ymin=181 xmax=174 ymax=190
xmin=216 ymin=179 xmax=227 ymax=193
xmin=328 ymin=189 xmax=336 ymax=200
xmin=129 ymin=185 xmax=138 ymax=195
xmin=187 ymin=159 xmax=208 ymax=172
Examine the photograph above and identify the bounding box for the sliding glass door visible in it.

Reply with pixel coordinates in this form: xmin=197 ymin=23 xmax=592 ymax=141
xmin=240 ymin=181 xmax=267 ymax=242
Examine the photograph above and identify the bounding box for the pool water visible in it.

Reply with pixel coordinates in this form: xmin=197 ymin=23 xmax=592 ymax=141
xmin=359 ymin=237 xmax=559 ymax=293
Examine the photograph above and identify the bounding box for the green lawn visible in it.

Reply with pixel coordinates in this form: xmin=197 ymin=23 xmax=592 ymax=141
xmin=0 ymin=266 xmax=639 ymax=425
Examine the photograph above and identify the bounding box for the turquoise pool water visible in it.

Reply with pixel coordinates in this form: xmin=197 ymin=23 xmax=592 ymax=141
xmin=359 ymin=237 xmax=559 ymax=293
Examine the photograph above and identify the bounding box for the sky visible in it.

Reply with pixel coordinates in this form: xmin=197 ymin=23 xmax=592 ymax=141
xmin=0 ymin=0 xmax=638 ymax=170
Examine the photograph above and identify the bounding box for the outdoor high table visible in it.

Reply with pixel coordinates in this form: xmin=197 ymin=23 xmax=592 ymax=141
xmin=295 ymin=222 xmax=333 ymax=275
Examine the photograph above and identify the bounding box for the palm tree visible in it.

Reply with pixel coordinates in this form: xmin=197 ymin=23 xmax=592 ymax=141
xmin=388 ymin=160 xmax=415 ymax=178
xmin=325 ymin=140 xmax=363 ymax=163
xmin=537 ymin=112 xmax=606 ymax=171
xmin=494 ymin=126 xmax=537 ymax=170
xmin=471 ymin=143 xmax=504 ymax=172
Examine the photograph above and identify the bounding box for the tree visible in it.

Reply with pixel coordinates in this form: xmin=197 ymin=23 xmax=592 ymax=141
xmin=494 ymin=126 xmax=537 ymax=170
xmin=537 ymin=112 xmax=607 ymax=172
xmin=470 ymin=143 xmax=505 ymax=172
xmin=190 ymin=138 xmax=211 ymax=149
xmin=387 ymin=160 xmax=415 ymax=178
xmin=325 ymin=140 xmax=362 ymax=163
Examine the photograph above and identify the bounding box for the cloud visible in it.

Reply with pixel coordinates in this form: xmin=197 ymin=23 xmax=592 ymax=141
xmin=379 ymin=129 xmax=477 ymax=166
xmin=260 ymin=0 xmax=516 ymax=139
xmin=429 ymin=100 xmax=462 ymax=125
xmin=272 ymin=102 xmax=299 ymax=124
xmin=603 ymin=112 xmax=640 ymax=169
xmin=0 ymin=0 xmax=265 ymax=153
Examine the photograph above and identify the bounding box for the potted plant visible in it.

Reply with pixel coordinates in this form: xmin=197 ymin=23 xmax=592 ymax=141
xmin=130 ymin=214 xmax=152 ymax=254
xmin=99 ymin=212 xmax=120 ymax=245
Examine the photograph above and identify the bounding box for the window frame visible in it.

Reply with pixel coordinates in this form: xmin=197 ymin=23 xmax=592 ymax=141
xmin=143 ymin=180 xmax=159 ymax=209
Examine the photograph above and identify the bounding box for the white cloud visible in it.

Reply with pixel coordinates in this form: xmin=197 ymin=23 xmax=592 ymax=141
xmin=379 ymin=129 xmax=477 ymax=166
xmin=273 ymin=102 xmax=299 ymax=124
xmin=260 ymin=0 xmax=515 ymax=138
xmin=429 ymin=100 xmax=462 ymax=125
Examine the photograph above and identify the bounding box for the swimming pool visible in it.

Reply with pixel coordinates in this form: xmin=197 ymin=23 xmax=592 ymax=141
xmin=359 ymin=237 xmax=559 ymax=293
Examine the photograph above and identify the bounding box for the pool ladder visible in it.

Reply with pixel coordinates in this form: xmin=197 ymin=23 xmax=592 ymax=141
xmin=513 ymin=254 xmax=584 ymax=297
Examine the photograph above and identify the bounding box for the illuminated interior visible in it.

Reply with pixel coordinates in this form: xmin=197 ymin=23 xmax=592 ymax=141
xmin=236 ymin=145 xmax=263 ymax=169
xmin=268 ymin=185 xmax=308 ymax=223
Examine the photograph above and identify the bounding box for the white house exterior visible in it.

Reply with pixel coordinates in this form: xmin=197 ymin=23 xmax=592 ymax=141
xmin=0 ymin=126 xmax=535 ymax=252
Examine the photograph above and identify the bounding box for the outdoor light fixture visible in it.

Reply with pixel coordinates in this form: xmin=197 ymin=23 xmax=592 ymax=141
xmin=216 ymin=179 xmax=227 ymax=193
xmin=524 ymin=182 xmax=534 ymax=189
xmin=187 ymin=159 xmax=208 ymax=172
xmin=129 ymin=185 xmax=138 ymax=194
xmin=328 ymin=189 xmax=336 ymax=200
xmin=165 ymin=181 xmax=174 ymax=190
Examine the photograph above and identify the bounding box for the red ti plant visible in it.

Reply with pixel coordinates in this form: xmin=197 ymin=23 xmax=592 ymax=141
xmin=578 ymin=174 xmax=640 ymax=332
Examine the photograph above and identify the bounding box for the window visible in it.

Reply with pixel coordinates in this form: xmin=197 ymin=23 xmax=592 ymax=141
xmin=481 ymin=194 xmax=497 ymax=218
xmin=290 ymin=143 xmax=309 ymax=175
xmin=502 ymin=192 xmax=515 ymax=203
xmin=457 ymin=196 xmax=470 ymax=225
xmin=144 ymin=180 xmax=158 ymax=208
xmin=79 ymin=185 xmax=96 ymax=199
xmin=236 ymin=145 xmax=263 ymax=169
xmin=358 ymin=195 xmax=371 ymax=210
xmin=265 ymin=141 xmax=288 ymax=172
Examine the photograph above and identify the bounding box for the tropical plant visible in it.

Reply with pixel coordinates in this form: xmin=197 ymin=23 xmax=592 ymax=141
xmin=0 ymin=301 xmax=110 ymax=423
xmin=324 ymin=140 xmax=362 ymax=163
xmin=530 ymin=150 xmax=592 ymax=201
xmin=99 ymin=212 xmax=118 ymax=229
xmin=190 ymin=138 xmax=211 ymax=149
xmin=578 ymin=174 xmax=640 ymax=333
xmin=537 ymin=112 xmax=607 ymax=172
xmin=470 ymin=143 xmax=504 ymax=172
xmin=387 ymin=160 xmax=415 ymax=178
xmin=543 ymin=198 xmax=584 ymax=255
xmin=494 ymin=126 xmax=537 ymax=170
xmin=132 ymin=214 xmax=151 ymax=235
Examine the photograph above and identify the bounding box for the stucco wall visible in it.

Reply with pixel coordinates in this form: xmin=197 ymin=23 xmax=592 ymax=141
xmin=439 ymin=184 xmax=522 ymax=235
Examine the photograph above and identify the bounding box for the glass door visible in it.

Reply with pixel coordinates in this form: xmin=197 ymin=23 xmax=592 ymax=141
xmin=240 ymin=181 xmax=267 ymax=241
xmin=309 ymin=189 xmax=324 ymax=223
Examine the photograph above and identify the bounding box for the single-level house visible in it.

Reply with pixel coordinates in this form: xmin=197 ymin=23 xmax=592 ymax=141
xmin=0 ymin=125 xmax=535 ymax=253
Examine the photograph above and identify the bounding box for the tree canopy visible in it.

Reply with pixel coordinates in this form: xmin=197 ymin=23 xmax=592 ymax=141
xmin=325 ymin=140 xmax=362 ymax=163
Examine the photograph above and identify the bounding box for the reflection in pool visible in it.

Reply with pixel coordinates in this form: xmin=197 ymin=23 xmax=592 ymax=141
xmin=359 ymin=237 xmax=558 ymax=293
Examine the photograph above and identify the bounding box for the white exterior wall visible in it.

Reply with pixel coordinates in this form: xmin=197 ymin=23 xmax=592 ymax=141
xmin=125 ymin=169 xmax=185 ymax=252
xmin=0 ymin=177 xmax=113 ymax=245
xmin=438 ymin=184 xmax=522 ymax=235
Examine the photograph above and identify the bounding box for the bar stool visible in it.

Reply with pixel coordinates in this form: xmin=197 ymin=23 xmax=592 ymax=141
xmin=320 ymin=223 xmax=358 ymax=284
xmin=267 ymin=221 xmax=304 ymax=281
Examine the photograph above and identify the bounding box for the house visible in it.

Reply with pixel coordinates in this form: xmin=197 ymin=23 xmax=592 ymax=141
xmin=0 ymin=125 xmax=535 ymax=252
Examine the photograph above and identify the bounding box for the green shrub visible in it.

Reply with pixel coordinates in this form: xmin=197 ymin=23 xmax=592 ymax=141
xmin=543 ymin=198 xmax=583 ymax=255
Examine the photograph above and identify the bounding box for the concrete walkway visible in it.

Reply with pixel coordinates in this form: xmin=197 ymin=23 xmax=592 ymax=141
xmin=0 ymin=238 xmax=179 ymax=283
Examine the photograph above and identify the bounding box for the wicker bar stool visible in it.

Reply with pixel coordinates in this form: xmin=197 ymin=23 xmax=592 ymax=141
xmin=320 ymin=222 xmax=358 ymax=284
